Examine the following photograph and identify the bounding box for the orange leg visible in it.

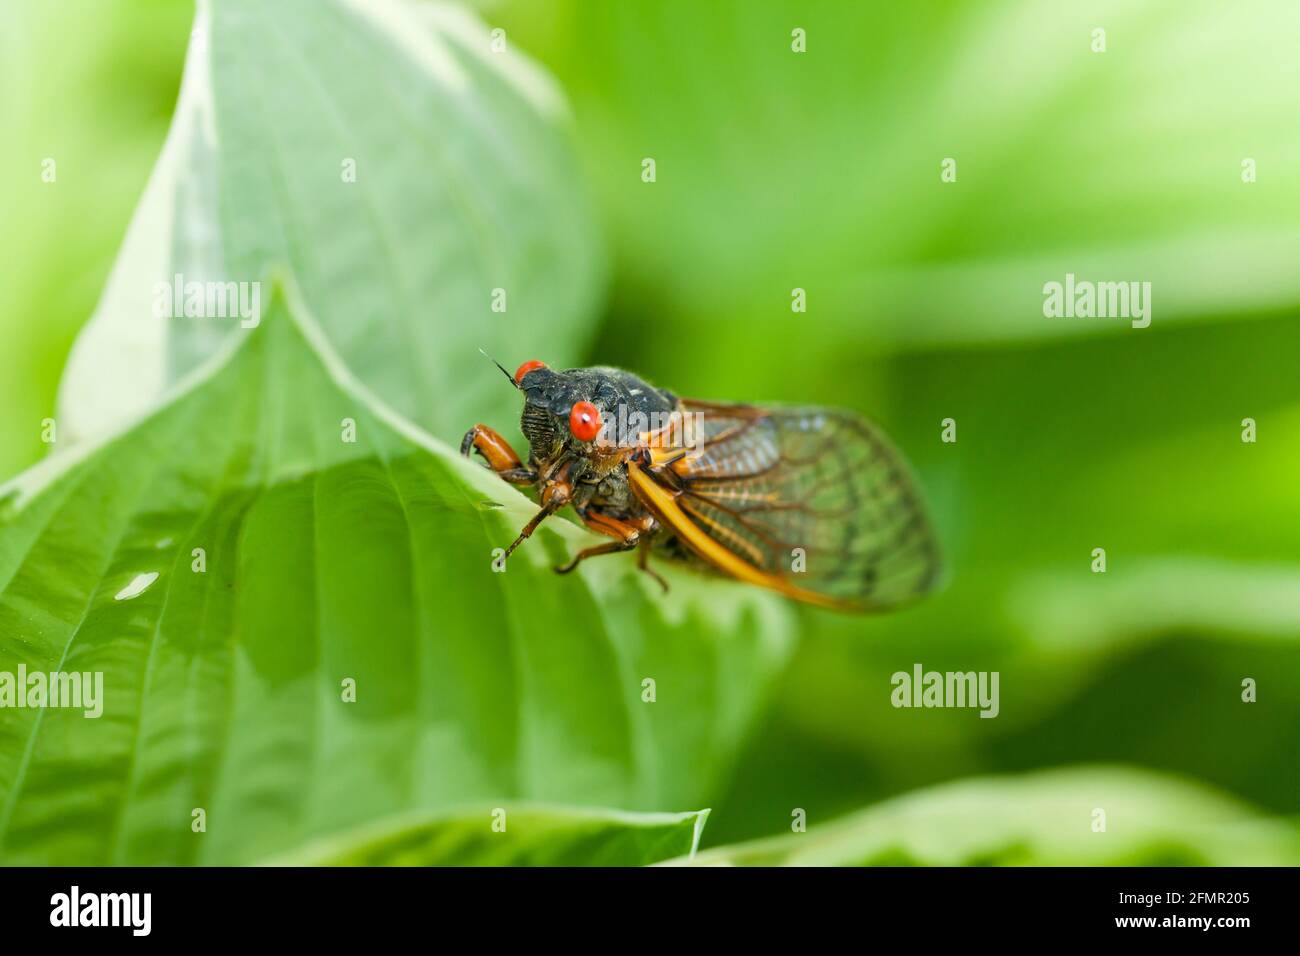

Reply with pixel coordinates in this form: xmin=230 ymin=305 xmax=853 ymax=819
xmin=554 ymin=539 xmax=634 ymax=573
xmin=499 ymin=465 xmax=576 ymax=561
xmin=556 ymin=510 xmax=666 ymax=594
xmin=460 ymin=424 xmax=536 ymax=485
xmin=637 ymin=540 xmax=669 ymax=594
xmin=555 ymin=510 xmax=641 ymax=574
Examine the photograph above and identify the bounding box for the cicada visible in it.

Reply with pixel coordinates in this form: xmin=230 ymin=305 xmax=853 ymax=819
xmin=461 ymin=360 xmax=942 ymax=612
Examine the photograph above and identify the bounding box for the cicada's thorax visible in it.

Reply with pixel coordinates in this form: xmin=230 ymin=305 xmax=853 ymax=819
xmin=517 ymin=365 xmax=679 ymax=497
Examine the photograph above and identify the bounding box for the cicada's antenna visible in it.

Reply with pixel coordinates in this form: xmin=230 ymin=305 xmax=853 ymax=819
xmin=479 ymin=348 xmax=518 ymax=389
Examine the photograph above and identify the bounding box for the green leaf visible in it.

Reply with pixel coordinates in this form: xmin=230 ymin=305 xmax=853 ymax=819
xmin=674 ymin=767 xmax=1300 ymax=866
xmin=1010 ymin=558 xmax=1300 ymax=656
xmin=0 ymin=283 xmax=792 ymax=865
xmin=267 ymin=805 xmax=708 ymax=866
xmin=57 ymin=0 xmax=603 ymax=446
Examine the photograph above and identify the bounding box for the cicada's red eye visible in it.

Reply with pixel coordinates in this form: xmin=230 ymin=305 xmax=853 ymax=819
xmin=569 ymin=401 xmax=602 ymax=442
xmin=514 ymin=359 xmax=546 ymax=385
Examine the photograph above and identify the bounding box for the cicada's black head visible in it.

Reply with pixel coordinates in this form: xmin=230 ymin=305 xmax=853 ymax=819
xmin=504 ymin=360 xmax=677 ymax=473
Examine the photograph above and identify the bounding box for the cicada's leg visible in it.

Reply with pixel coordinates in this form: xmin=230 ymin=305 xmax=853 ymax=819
xmin=460 ymin=424 xmax=537 ymax=485
xmin=554 ymin=509 xmax=644 ymax=574
xmin=554 ymin=540 xmax=634 ymax=574
xmin=636 ymin=539 xmax=669 ymax=594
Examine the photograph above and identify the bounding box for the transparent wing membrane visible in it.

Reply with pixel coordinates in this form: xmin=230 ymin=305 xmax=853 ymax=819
xmin=636 ymin=401 xmax=942 ymax=610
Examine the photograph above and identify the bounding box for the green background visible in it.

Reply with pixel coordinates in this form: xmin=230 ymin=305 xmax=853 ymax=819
xmin=1 ymin=0 xmax=1296 ymax=862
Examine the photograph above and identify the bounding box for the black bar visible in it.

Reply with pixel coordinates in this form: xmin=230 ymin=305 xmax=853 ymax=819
xmin=0 ymin=866 xmax=1285 ymax=941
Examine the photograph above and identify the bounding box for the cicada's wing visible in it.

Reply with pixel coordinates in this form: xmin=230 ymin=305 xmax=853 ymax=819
xmin=626 ymin=400 xmax=942 ymax=611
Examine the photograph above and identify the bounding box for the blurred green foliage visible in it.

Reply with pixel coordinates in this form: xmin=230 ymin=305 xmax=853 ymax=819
xmin=2 ymin=0 xmax=1296 ymax=859
xmin=678 ymin=768 xmax=1300 ymax=866
xmin=0 ymin=0 xmax=192 ymax=478
xmin=493 ymin=0 xmax=1300 ymax=847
